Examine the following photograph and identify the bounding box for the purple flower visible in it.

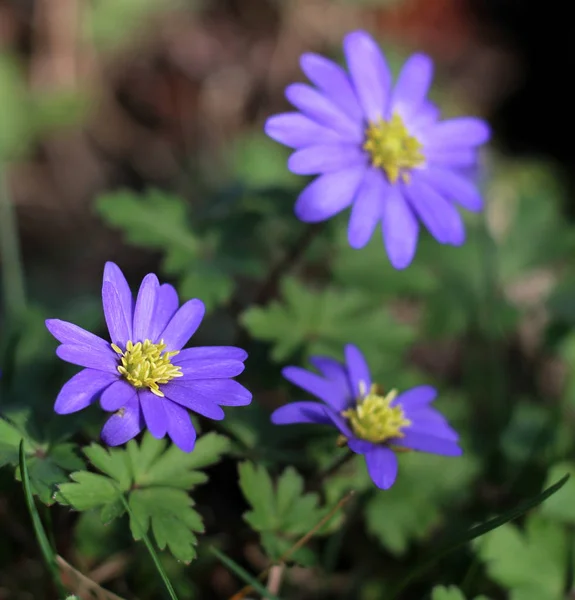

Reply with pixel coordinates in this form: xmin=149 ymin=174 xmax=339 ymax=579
xmin=271 ymin=344 xmax=461 ymax=489
xmin=265 ymin=30 xmax=490 ymax=269
xmin=46 ymin=262 xmax=251 ymax=452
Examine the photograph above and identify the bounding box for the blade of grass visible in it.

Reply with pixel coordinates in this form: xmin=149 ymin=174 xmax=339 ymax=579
xmin=117 ymin=492 xmax=179 ymax=600
xmin=19 ymin=440 xmax=66 ymax=596
xmin=210 ymin=547 xmax=280 ymax=600
xmin=390 ymin=473 xmax=570 ymax=598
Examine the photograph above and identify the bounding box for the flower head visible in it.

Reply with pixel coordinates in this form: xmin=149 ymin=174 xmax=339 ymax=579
xmin=265 ymin=30 xmax=490 ymax=269
xmin=46 ymin=262 xmax=251 ymax=452
xmin=271 ymin=344 xmax=461 ymax=489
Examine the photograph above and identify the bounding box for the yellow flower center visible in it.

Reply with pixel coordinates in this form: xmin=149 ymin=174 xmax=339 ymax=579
xmin=111 ymin=339 xmax=183 ymax=397
xmin=363 ymin=114 xmax=424 ymax=184
xmin=341 ymin=384 xmax=411 ymax=444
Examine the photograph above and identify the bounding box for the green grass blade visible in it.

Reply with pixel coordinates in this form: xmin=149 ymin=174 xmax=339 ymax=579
xmin=118 ymin=493 xmax=179 ymax=600
xmin=210 ymin=546 xmax=281 ymax=600
xmin=19 ymin=440 xmax=66 ymax=595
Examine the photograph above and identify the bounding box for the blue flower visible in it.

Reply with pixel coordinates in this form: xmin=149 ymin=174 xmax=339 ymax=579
xmin=265 ymin=30 xmax=490 ymax=269
xmin=46 ymin=262 xmax=251 ymax=452
xmin=271 ymin=344 xmax=461 ymax=489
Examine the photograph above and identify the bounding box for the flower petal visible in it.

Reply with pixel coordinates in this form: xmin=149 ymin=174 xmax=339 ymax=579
xmin=139 ymin=389 xmax=168 ymax=439
xmin=382 ymin=186 xmax=419 ymax=269
xmin=264 ymin=112 xmax=346 ymax=148
xmin=347 ymin=167 xmax=385 ymax=249
xmin=102 ymin=281 xmax=131 ymax=347
xmin=101 ymin=398 xmax=144 ymax=446
xmin=288 ymin=144 xmax=367 ymax=175
xmin=344 ymin=344 xmax=371 ymax=397
xmin=392 ymin=385 xmax=437 ymax=410
xmin=159 ymin=298 xmax=206 ymax=352
xmin=308 ymin=356 xmax=352 ymax=410
xmin=348 ymin=438 xmax=375 ymax=454
xmin=176 ymin=379 xmax=251 ymax=406
xmin=391 ymin=53 xmax=434 ymax=119
xmin=344 ymin=30 xmax=391 ymax=122
xmin=404 ymin=178 xmax=465 ymax=245
xmin=165 ymin=400 xmax=196 ymax=452
xmin=54 ymin=369 xmax=117 ymax=414
xmin=410 ymin=101 xmax=441 ymax=134
xmin=300 ymin=52 xmax=363 ymax=120
xmin=150 ymin=283 xmax=179 ymax=342
xmin=100 ymin=379 xmax=138 ymax=412
xmin=425 ymin=117 xmax=490 ymax=148
xmin=282 ymin=366 xmax=348 ymax=409
xmin=397 ymin=430 xmax=462 ymax=455
xmin=271 ymin=401 xmax=333 ymax=426
xmin=295 ymin=166 xmax=366 ymax=223
xmin=179 ymin=359 xmax=245 ymax=379
xmin=323 ymin=408 xmax=355 ymax=438
xmin=418 ymin=168 xmax=483 ymax=212
xmin=285 ymin=83 xmax=362 ymax=140
xmin=103 ymin=262 xmax=133 ymax=340
xmin=56 ymin=344 xmax=119 ymax=372
xmin=174 ymin=346 xmax=248 ymax=363
xmin=162 ymin=382 xmax=225 ymax=419
xmin=425 ymin=148 xmax=478 ymax=169
xmin=364 ymin=446 xmax=398 ymax=489
xmin=132 ymin=274 xmax=159 ymax=342
xmin=45 ymin=319 xmax=110 ymax=351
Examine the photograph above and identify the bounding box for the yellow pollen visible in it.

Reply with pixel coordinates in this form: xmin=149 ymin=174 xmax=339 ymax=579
xmin=111 ymin=339 xmax=183 ymax=397
xmin=363 ymin=114 xmax=424 ymax=184
xmin=341 ymin=384 xmax=411 ymax=444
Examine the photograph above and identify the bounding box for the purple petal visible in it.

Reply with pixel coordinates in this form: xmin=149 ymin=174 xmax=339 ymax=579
xmin=344 ymin=344 xmax=371 ymax=397
xmin=322 ymin=406 xmax=355 ymax=438
xmin=54 ymin=369 xmax=117 ymax=414
xmin=264 ymin=113 xmax=346 ymax=149
xmin=288 ymin=144 xmax=367 ymax=175
xmin=159 ymin=298 xmax=205 ymax=351
xmin=150 ymin=284 xmax=179 ymax=342
xmin=343 ymin=30 xmax=391 ymax=122
xmin=364 ymin=446 xmax=398 ymax=489
xmin=308 ymin=356 xmax=352 ymax=410
xmin=103 ymin=262 xmax=133 ymax=340
xmin=101 ymin=398 xmax=144 ymax=446
xmin=173 ymin=379 xmax=251 ymax=406
xmin=396 ymin=430 xmax=462 ymax=455
xmin=102 ymin=281 xmax=131 ymax=347
xmin=282 ymin=366 xmax=348 ymax=409
xmin=382 ymin=186 xmax=419 ymax=269
xmin=100 ymin=379 xmax=138 ymax=412
xmin=132 ymin=274 xmax=159 ymax=342
xmin=174 ymin=346 xmax=248 ymax=363
xmin=410 ymin=101 xmax=440 ymax=133
xmin=271 ymin=401 xmax=333 ymax=426
xmin=404 ymin=178 xmax=466 ymax=246
xmin=165 ymin=400 xmax=196 ymax=452
xmin=285 ymin=83 xmax=363 ymax=141
xmin=425 ymin=117 xmax=490 ymax=148
xmin=418 ymin=168 xmax=483 ymax=212
xmin=162 ymin=382 xmax=225 ymax=420
xmin=348 ymin=438 xmax=375 ymax=454
xmin=139 ymin=389 xmax=168 ymax=439
xmin=347 ymin=167 xmax=385 ymax=249
xmin=407 ymin=418 xmax=460 ymax=442
xmin=178 ymin=359 xmax=245 ymax=379
xmin=391 ymin=53 xmax=434 ymax=120
xmin=295 ymin=166 xmax=366 ymax=223
xmin=46 ymin=319 xmax=110 ymax=351
xmin=391 ymin=385 xmax=437 ymax=410
xmin=56 ymin=344 xmax=119 ymax=372
xmin=425 ymin=148 xmax=478 ymax=169
xmin=300 ymin=52 xmax=363 ymax=120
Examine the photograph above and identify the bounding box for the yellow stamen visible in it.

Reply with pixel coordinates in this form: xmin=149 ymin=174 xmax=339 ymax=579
xmin=342 ymin=383 xmax=411 ymax=444
xmin=111 ymin=339 xmax=183 ymax=397
xmin=363 ymin=114 xmax=424 ymax=184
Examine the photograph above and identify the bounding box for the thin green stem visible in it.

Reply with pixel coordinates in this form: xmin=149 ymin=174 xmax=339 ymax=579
xmin=0 ymin=164 xmax=26 ymax=319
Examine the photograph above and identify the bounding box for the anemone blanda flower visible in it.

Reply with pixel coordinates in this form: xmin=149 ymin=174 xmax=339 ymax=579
xmin=265 ymin=30 xmax=490 ymax=269
xmin=46 ymin=262 xmax=251 ymax=452
xmin=271 ymin=344 xmax=461 ymax=489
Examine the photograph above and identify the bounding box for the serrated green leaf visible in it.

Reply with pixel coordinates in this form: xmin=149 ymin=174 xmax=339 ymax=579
xmin=57 ymin=472 xmax=120 ymax=510
xmin=84 ymin=444 xmax=132 ymax=490
xmin=126 ymin=434 xmax=166 ymax=482
xmin=540 ymin=462 xmax=575 ymax=524
xmin=238 ymin=462 xmax=276 ymax=530
xmin=431 ymin=585 xmax=491 ymax=600
xmin=0 ymin=417 xmax=25 ymax=466
xmin=129 ymin=487 xmax=204 ymax=563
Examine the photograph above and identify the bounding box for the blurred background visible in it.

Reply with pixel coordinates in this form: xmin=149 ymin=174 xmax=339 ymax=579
xmin=2 ymin=0 xmax=575 ymax=598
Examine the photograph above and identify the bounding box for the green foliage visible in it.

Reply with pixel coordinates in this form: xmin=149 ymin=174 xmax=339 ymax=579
xmin=475 ymin=514 xmax=569 ymax=600
xmin=57 ymin=432 xmax=230 ymax=562
xmin=431 ymin=585 xmax=490 ymax=600
xmin=238 ymin=462 xmax=331 ymax=565
xmin=540 ymin=462 xmax=575 ymax=524
xmin=365 ymin=452 xmax=479 ymax=555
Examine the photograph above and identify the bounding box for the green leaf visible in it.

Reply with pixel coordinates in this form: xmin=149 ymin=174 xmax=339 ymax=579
xmin=84 ymin=443 xmax=132 ymax=490
xmin=540 ymin=462 xmax=575 ymax=524
xmin=57 ymin=472 xmax=121 ymax=511
xmin=475 ymin=515 xmax=567 ymax=600
xmin=431 ymin=585 xmax=490 ymax=600
xmin=238 ymin=462 xmax=276 ymax=530
xmin=365 ymin=452 xmax=480 ymax=555
xmin=129 ymin=487 xmax=204 ymax=563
